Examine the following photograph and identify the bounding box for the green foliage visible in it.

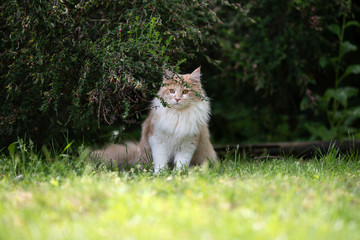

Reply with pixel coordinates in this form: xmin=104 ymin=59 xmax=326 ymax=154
xmin=1 ymin=0 xmax=359 ymax=146
xmin=205 ymin=0 xmax=358 ymax=142
xmin=0 ymin=0 xmax=217 ymax=146
xmin=205 ymin=0 xmax=360 ymax=143
xmin=1 ymin=138 xmax=91 ymax=179
xmin=302 ymin=16 xmax=360 ymax=140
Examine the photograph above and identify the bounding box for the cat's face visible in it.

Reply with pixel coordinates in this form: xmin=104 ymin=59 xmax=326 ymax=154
xmin=159 ymin=67 xmax=203 ymax=109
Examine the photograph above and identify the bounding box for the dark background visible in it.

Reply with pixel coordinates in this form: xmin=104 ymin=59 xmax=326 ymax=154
xmin=1 ymin=0 xmax=359 ymax=150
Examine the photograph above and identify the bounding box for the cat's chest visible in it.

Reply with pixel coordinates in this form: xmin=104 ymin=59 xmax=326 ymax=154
xmin=154 ymin=110 xmax=200 ymax=137
xmin=152 ymin=107 xmax=206 ymax=138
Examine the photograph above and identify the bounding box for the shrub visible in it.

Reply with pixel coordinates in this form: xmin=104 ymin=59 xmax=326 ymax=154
xmin=206 ymin=0 xmax=360 ymax=143
xmin=1 ymin=0 xmax=218 ymax=147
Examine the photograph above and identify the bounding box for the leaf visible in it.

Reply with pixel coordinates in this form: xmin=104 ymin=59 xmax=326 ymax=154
xmin=325 ymin=87 xmax=358 ymax=108
xmin=8 ymin=142 xmax=17 ymax=159
xmin=341 ymin=41 xmax=357 ymax=57
xmin=306 ymin=123 xmax=336 ymax=141
xmin=59 ymin=141 xmax=74 ymax=158
xmin=319 ymin=56 xmax=328 ymax=68
xmin=340 ymin=64 xmax=360 ymax=81
xmin=300 ymin=97 xmax=310 ymax=111
xmin=349 ymin=106 xmax=360 ymax=118
xmin=344 ymin=106 xmax=360 ymax=125
xmin=327 ymin=24 xmax=340 ymax=37
xmin=345 ymin=20 xmax=360 ymax=28
xmin=345 ymin=64 xmax=360 ymax=75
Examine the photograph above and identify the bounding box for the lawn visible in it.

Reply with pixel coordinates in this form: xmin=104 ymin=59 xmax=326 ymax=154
xmin=0 ymin=143 xmax=359 ymax=240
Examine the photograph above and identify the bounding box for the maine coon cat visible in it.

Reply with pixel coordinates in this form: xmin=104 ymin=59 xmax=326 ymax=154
xmin=92 ymin=67 xmax=217 ymax=173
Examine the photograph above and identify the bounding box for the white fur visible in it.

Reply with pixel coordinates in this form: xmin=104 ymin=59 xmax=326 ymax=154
xmin=149 ymin=97 xmax=210 ymax=173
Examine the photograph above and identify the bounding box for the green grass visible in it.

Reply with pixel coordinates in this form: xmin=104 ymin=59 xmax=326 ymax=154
xmin=0 ymin=141 xmax=359 ymax=240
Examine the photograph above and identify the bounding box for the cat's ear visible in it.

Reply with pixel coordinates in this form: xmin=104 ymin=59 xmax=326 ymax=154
xmin=163 ymin=69 xmax=175 ymax=82
xmin=189 ymin=67 xmax=201 ymax=83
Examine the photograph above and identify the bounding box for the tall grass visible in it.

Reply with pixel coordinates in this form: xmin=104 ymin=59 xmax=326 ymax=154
xmin=1 ymin=139 xmax=360 ymax=182
xmin=1 ymin=139 xmax=94 ymax=182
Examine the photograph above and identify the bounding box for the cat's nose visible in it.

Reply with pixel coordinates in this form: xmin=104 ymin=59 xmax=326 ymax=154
xmin=175 ymin=98 xmax=180 ymax=102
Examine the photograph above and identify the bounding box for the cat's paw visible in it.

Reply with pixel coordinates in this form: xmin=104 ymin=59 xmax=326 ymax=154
xmin=153 ymin=164 xmax=168 ymax=174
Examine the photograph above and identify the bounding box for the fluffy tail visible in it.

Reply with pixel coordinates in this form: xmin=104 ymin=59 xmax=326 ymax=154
xmin=91 ymin=142 xmax=152 ymax=169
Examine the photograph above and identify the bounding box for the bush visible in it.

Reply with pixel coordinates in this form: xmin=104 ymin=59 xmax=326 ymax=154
xmin=1 ymin=0 xmax=218 ymax=147
xmin=205 ymin=0 xmax=360 ymax=143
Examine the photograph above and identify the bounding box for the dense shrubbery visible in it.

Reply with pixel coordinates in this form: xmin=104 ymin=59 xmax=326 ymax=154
xmin=206 ymin=0 xmax=360 ymax=143
xmin=1 ymin=0 xmax=359 ymax=148
xmin=1 ymin=0 xmax=218 ymax=147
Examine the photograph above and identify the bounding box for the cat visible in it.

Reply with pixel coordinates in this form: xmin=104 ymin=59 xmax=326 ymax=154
xmin=92 ymin=67 xmax=217 ymax=173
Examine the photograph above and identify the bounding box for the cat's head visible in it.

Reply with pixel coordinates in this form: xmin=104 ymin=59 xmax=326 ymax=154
xmin=158 ymin=67 xmax=204 ymax=109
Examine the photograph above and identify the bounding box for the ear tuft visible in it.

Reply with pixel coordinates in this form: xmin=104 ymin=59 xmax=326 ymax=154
xmin=189 ymin=67 xmax=201 ymax=82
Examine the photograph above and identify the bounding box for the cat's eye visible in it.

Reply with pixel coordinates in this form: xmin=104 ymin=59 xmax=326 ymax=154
xmin=169 ymin=89 xmax=175 ymax=94
xmin=182 ymin=90 xmax=189 ymax=94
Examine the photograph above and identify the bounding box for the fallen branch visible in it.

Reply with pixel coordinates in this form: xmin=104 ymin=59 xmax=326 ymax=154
xmin=215 ymin=140 xmax=360 ymax=158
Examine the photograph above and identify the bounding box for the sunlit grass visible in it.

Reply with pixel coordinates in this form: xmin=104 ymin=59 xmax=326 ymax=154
xmin=0 ymin=141 xmax=359 ymax=240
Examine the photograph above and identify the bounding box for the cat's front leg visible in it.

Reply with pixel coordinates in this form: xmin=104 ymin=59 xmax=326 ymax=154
xmin=149 ymin=136 xmax=169 ymax=173
xmin=174 ymin=140 xmax=197 ymax=171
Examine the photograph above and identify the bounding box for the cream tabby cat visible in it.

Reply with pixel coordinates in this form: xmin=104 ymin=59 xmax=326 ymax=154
xmin=92 ymin=67 xmax=217 ymax=173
